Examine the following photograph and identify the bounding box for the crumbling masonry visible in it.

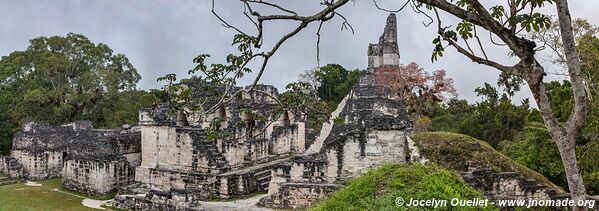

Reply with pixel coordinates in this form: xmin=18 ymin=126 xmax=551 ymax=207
xmin=0 ymin=13 xmax=569 ymax=210
xmin=0 ymin=121 xmax=141 ymax=196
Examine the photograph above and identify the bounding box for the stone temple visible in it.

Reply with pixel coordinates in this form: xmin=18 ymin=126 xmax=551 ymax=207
xmin=0 ymin=13 xmax=570 ymax=210
xmin=368 ymin=13 xmax=400 ymax=69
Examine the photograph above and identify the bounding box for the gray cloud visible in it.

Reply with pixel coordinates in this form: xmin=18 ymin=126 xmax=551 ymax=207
xmin=1 ymin=0 xmax=598 ymax=105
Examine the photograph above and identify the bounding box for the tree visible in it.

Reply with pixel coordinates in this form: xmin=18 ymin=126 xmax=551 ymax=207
xmin=298 ymin=67 xmax=321 ymax=91
xmin=201 ymin=0 xmax=589 ymax=206
xmin=373 ymin=62 xmax=456 ymax=116
xmin=532 ymin=20 xmax=599 ymax=195
xmin=94 ymin=90 xmax=155 ymax=128
xmin=459 ymin=83 xmax=530 ymax=147
xmin=0 ymin=33 xmax=146 ymax=154
xmin=402 ymin=0 xmax=590 ymax=205
xmin=431 ymin=98 xmax=474 ymax=132
xmin=313 ymin=64 xmax=365 ymax=109
xmin=499 ymin=122 xmax=567 ymax=188
xmin=431 ymin=83 xmax=530 ymax=147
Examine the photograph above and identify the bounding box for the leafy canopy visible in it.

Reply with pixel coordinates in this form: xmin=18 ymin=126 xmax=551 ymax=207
xmin=0 ymin=33 xmax=148 ymax=154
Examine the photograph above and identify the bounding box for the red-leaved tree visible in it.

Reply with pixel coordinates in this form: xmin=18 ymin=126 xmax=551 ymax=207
xmin=373 ymin=62 xmax=457 ymax=116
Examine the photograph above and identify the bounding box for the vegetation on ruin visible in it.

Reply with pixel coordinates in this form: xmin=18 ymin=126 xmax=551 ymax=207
xmin=411 ymin=132 xmax=564 ymax=192
xmin=298 ymin=64 xmax=365 ymax=128
xmin=0 ymin=179 xmax=93 ymax=211
xmin=311 ymin=164 xmax=495 ymax=211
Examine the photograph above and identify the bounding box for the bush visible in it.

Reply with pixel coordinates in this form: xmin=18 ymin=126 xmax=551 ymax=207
xmin=311 ymin=164 xmax=495 ymax=211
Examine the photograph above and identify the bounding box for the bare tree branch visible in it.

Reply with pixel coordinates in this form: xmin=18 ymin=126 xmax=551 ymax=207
xmin=433 ymin=8 xmax=512 ymax=73
xmin=372 ymin=0 xmax=410 ymax=13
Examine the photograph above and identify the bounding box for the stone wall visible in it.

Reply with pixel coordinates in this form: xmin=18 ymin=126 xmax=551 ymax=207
xmin=258 ymin=183 xmax=343 ymax=209
xmin=62 ymin=158 xmax=135 ymax=196
xmin=134 ymin=115 xmax=307 ymax=199
xmin=134 ymin=159 xmax=277 ymax=202
xmin=114 ymin=192 xmax=203 ymax=211
xmin=261 ymin=129 xmax=408 ymax=209
xmin=339 ymin=130 xmax=407 ymax=180
xmin=260 ymin=71 xmax=411 ymax=209
xmin=5 ymin=121 xmax=142 ymax=197
xmin=10 ymin=149 xmax=65 ymax=180
xmin=461 ymin=161 xmax=559 ymax=202
xmin=8 ymin=121 xmax=138 ymax=180
xmin=0 ymin=156 xmax=23 ymax=178
xmin=114 ymin=81 xmax=316 ymax=210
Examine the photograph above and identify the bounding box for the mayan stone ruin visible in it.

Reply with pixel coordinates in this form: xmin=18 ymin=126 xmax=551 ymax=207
xmin=368 ymin=13 xmax=400 ymax=69
xmin=0 ymin=14 xmax=570 ymax=210
xmin=0 ymin=121 xmax=141 ymax=195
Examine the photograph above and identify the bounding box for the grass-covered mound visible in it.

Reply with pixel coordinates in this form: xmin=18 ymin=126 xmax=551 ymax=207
xmin=411 ymin=132 xmax=564 ymax=192
xmin=311 ymin=164 xmax=496 ymax=211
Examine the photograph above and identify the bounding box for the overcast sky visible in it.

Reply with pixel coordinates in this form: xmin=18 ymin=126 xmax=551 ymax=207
xmin=1 ymin=0 xmax=598 ymax=104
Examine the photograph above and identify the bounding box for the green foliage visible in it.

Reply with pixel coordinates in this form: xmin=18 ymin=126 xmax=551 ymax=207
xmin=332 ymin=117 xmax=345 ymax=125
xmin=0 ymin=93 xmax=17 ymax=154
xmin=577 ymin=140 xmax=599 ymax=195
xmin=93 ymin=90 xmax=154 ymax=129
xmin=0 ymin=33 xmax=141 ymax=123
xmin=432 ymin=83 xmax=530 ymax=148
xmin=527 ymin=109 xmax=544 ymax=123
xmin=496 ymin=34 xmax=599 ymax=195
xmin=314 ymin=64 xmax=365 ymax=109
xmin=499 ymin=122 xmax=599 ymax=195
xmin=280 ymin=82 xmax=330 ymax=129
xmin=428 ymin=0 xmax=553 ymax=61
xmin=311 ymin=164 xmax=494 ymax=211
xmin=431 ymin=98 xmax=474 ymax=133
xmin=498 ymin=123 xmax=566 ymax=188
xmin=206 ymin=117 xmax=230 ymax=141
xmin=0 ymin=33 xmax=149 ymax=155
xmin=544 ymin=81 xmax=573 ymax=122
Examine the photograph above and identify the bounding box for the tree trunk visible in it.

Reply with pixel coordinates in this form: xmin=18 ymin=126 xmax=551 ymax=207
xmin=558 ymin=135 xmax=587 ymax=207
xmin=553 ymin=0 xmax=589 ymax=209
xmin=528 ymin=69 xmax=587 ymax=210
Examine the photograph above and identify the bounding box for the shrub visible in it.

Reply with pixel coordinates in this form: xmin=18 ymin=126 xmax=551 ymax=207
xmin=311 ymin=164 xmax=495 ymax=211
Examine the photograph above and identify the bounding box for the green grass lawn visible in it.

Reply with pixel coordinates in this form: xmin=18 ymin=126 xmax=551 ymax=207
xmin=0 ymin=179 xmax=95 ymax=211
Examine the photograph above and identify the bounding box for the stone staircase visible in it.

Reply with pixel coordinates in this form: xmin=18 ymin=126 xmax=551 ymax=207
xmin=189 ymin=130 xmax=228 ymax=173
xmin=254 ymin=169 xmax=272 ymax=191
xmin=304 ymin=93 xmax=350 ymax=155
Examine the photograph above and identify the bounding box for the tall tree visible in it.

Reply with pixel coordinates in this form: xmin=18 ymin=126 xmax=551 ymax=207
xmin=0 ymin=33 xmax=145 ymax=154
xmin=459 ymin=83 xmax=530 ymax=147
xmin=313 ymin=64 xmax=365 ymax=108
xmin=401 ymin=0 xmax=590 ymax=205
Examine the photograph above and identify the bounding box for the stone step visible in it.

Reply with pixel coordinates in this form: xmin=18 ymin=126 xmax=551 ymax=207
xmin=254 ymin=169 xmax=271 ymax=176
xmin=256 ymin=175 xmax=271 ymax=182
xmin=304 ymin=93 xmax=350 ymax=155
xmin=258 ymin=181 xmax=270 ymax=191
